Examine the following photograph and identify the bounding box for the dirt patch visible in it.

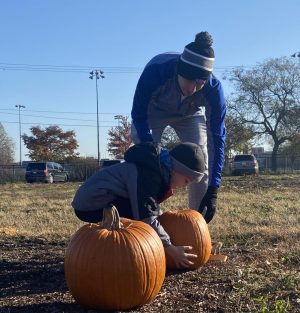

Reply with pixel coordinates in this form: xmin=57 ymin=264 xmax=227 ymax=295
xmin=1 ymin=235 xmax=299 ymax=313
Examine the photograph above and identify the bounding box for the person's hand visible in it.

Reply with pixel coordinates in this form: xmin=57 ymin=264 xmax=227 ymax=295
xmin=198 ymin=186 xmax=218 ymax=223
xmin=164 ymin=245 xmax=198 ymax=269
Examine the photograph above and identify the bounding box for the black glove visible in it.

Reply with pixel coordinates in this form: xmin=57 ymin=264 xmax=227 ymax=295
xmin=198 ymin=186 xmax=218 ymax=223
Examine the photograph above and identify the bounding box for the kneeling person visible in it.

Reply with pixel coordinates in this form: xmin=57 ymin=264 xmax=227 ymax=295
xmin=72 ymin=142 xmax=206 ymax=268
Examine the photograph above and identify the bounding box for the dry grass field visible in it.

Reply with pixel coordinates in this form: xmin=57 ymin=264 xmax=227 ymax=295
xmin=0 ymin=175 xmax=299 ymax=313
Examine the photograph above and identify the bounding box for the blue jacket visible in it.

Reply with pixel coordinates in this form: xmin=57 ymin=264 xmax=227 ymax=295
xmin=131 ymin=53 xmax=226 ymax=187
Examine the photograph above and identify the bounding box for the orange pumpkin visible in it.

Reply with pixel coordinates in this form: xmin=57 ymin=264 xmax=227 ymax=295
xmin=65 ymin=206 xmax=166 ymax=311
xmin=158 ymin=209 xmax=211 ymax=270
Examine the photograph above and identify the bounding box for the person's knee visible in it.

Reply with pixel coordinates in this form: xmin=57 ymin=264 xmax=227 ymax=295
xmin=74 ymin=209 xmax=103 ymax=223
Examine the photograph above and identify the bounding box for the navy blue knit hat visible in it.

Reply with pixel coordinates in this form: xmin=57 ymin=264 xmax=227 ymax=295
xmin=177 ymin=32 xmax=215 ymax=81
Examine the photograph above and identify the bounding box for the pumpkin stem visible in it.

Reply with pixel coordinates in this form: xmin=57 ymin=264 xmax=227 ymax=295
xmin=101 ymin=206 xmax=122 ymax=230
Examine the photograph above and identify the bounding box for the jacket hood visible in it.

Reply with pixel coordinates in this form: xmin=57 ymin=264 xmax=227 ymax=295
xmin=124 ymin=143 xmax=171 ymax=185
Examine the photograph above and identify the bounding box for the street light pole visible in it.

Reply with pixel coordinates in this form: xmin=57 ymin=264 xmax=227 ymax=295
xmin=114 ymin=114 xmax=123 ymax=126
xmin=15 ymin=104 xmax=26 ymax=166
xmin=89 ymin=70 xmax=105 ymax=166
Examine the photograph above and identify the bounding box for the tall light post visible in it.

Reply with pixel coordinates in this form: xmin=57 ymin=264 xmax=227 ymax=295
xmin=89 ymin=70 xmax=104 ymax=165
xmin=114 ymin=114 xmax=123 ymax=126
xmin=15 ymin=104 xmax=26 ymax=166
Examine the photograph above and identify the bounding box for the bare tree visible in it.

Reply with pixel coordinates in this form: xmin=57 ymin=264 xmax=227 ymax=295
xmin=225 ymin=114 xmax=256 ymax=157
xmin=107 ymin=116 xmax=132 ymax=158
xmin=0 ymin=123 xmax=15 ymax=164
xmin=228 ymin=57 xmax=300 ymax=171
xmin=23 ymin=125 xmax=79 ymax=161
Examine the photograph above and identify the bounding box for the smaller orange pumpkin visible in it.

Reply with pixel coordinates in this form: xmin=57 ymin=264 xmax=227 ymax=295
xmin=158 ymin=209 xmax=211 ymax=269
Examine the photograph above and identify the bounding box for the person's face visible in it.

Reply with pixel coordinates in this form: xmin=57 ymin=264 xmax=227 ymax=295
xmin=177 ymin=75 xmax=206 ymax=96
xmin=170 ymin=170 xmax=192 ymax=189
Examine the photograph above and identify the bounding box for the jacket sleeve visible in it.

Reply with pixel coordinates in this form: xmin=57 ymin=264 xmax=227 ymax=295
xmin=134 ymin=155 xmax=168 ymax=219
xmin=131 ymin=63 xmax=169 ymax=142
xmin=141 ymin=216 xmax=172 ymax=247
xmin=136 ymin=180 xmax=162 ymax=219
xmin=204 ymin=77 xmax=226 ymax=187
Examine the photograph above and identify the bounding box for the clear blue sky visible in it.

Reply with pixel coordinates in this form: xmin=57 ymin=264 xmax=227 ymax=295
xmin=1 ymin=0 xmax=299 ymax=162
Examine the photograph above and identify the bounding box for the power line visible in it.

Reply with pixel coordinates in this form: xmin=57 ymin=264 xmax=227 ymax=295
xmin=0 ymin=120 xmax=116 ymax=128
xmin=0 ymin=62 xmax=142 ymax=70
xmin=0 ymin=61 xmax=249 ymax=70
xmin=0 ymin=108 xmax=130 ymax=115
xmin=0 ymin=111 xmax=116 ymax=122
xmin=0 ymin=67 xmax=142 ymax=74
xmin=0 ymin=62 xmax=143 ymax=74
xmin=0 ymin=62 xmax=253 ymax=74
xmin=0 ymin=66 xmax=227 ymax=73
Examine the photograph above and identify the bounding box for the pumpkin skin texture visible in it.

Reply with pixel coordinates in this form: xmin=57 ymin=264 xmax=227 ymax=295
xmin=158 ymin=209 xmax=211 ymax=270
xmin=64 ymin=208 xmax=166 ymax=311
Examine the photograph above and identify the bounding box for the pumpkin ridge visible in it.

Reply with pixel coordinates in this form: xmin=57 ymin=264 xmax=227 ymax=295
xmin=126 ymin=225 xmax=165 ymax=304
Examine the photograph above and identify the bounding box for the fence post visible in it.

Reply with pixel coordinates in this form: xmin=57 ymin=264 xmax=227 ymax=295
xmin=12 ymin=165 xmax=15 ymax=182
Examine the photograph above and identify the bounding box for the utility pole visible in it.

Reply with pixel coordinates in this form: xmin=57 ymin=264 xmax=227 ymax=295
xmin=15 ymin=104 xmax=26 ymax=166
xmin=89 ymin=70 xmax=105 ymax=165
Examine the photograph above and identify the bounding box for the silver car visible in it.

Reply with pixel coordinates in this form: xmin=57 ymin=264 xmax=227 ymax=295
xmin=230 ymin=154 xmax=259 ymax=175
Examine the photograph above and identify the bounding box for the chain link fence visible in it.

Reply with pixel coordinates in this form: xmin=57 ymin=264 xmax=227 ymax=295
xmin=1 ymin=154 xmax=300 ymax=183
xmin=0 ymin=162 xmax=100 ymax=184
xmin=223 ymin=154 xmax=300 ymax=176
xmin=256 ymin=155 xmax=300 ymax=173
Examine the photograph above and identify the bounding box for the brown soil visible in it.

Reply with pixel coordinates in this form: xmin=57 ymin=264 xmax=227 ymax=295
xmin=1 ymin=235 xmax=299 ymax=313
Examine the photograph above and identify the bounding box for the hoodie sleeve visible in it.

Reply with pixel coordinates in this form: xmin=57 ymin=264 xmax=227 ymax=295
xmin=125 ymin=143 xmax=171 ymax=218
xmin=131 ymin=54 xmax=178 ymax=142
xmin=135 ymin=177 xmax=163 ymax=219
xmin=141 ymin=216 xmax=172 ymax=247
xmin=131 ymin=64 xmax=159 ymax=142
xmin=203 ymin=76 xmax=226 ymax=187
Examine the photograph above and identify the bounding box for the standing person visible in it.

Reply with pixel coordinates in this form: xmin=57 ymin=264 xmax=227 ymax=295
xmin=131 ymin=31 xmax=226 ymax=223
xmin=72 ymin=142 xmax=206 ymax=268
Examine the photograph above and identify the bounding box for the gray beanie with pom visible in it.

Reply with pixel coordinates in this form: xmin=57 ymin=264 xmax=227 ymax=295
xmin=177 ymin=31 xmax=215 ymax=80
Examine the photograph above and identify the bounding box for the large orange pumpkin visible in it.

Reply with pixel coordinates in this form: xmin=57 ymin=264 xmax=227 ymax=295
xmin=158 ymin=209 xmax=211 ymax=270
xmin=65 ymin=206 xmax=166 ymax=311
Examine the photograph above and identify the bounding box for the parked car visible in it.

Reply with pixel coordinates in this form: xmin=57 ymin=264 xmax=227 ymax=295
xmin=230 ymin=154 xmax=259 ymax=175
xmin=25 ymin=162 xmax=69 ymax=183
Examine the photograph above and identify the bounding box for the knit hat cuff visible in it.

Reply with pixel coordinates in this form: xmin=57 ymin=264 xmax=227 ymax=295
xmin=181 ymin=47 xmax=214 ymax=71
xmin=171 ymin=156 xmax=205 ymax=183
xmin=177 ymin=58 xmax=212 ymax=80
